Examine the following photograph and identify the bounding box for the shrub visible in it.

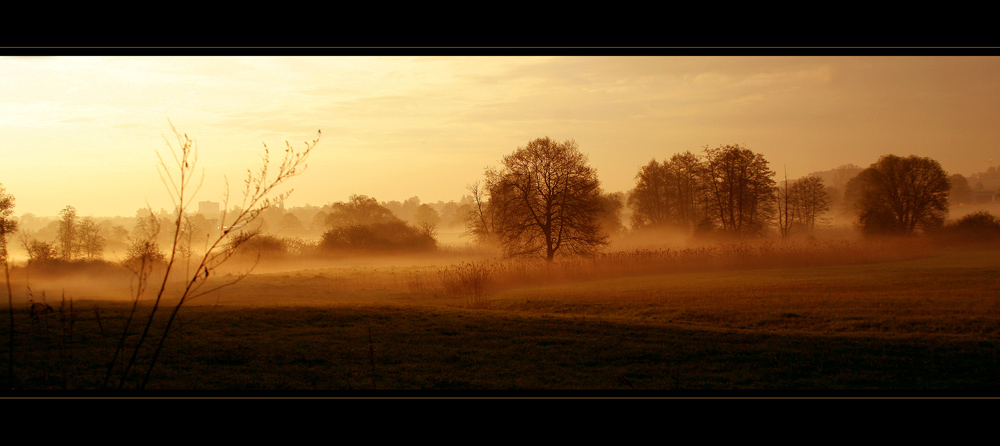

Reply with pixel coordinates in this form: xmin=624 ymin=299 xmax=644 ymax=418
xmin=27 ymin=240 xmax=60 ymax=264
xmin=937 ymin=211 xmax=1000 ymax=243
xmin=122 ymin=240 xmax=167 ymax=268
xmin=320 ymin=221 xmax=436 ymax=253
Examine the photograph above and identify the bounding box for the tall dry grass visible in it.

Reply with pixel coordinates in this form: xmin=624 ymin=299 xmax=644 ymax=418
xmin=433 ymin=238 xmax=936 ymax=304
xmin=437 ymin=262 xmax=493 ymax=308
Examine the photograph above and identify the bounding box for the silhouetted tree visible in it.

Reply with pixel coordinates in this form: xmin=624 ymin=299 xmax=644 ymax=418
xmin=465 ymin=181 xmax=500 ymax=246
xmin=0 ymin=185 xmax=15 ymax=262
xmin=938 ymin=210 xmax=1000 ymax=243
xmin=321 ymin=220 xmax=435 ymax=252
xmin=123 ymin=210 xmax=165 ymax=268
xmin=107 ymin=123 xmax=319 ymax=390
xmin=776 ymin=170 xmax=793 ymax=238
xmin=58 ymin=205 xmax=78 ymax=261
xmin=845 ymin=154 xmax=950 ymax=235
xmin=669 ymin=151 xmax=709 ymax=230
xmin=1 ymin=183 xmax=16 ymax=390
xmin=789 ymin=176 xmax=831 ymax=233
xmin=701 ymin=144 xmax=777 ymax=236
xmin=319 ymin=196 xmax=435 ymax=252
xmin=629 ymin=152 xmax=710 ymax=232
xmin=25 ymin=240 xmax=59 ymax=264
xmin=478 ymin=137 xmax=607 ymax=261
xmin=628 ymin=159 xmax=674 ymax=229
xmin=325 ymin=195 xmax=399 ymax=228
xmin=78 ymin=217 xmax=106 ymax=260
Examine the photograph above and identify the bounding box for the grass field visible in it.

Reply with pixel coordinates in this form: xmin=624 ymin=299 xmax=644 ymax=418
xmin=1 ymin=240 xmax=998 ymax=395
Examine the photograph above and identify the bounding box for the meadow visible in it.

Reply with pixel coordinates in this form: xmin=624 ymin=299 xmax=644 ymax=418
xmin=1 ymin=238 xmax=998 ymax=395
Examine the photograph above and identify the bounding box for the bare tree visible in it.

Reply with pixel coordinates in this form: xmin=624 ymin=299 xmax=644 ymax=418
xmin=669 ymin=151 xmax=708 ymax=230
xmin=78 ymin=217 xmax=105 ymax=260
xmin=1 ymin=184 xmax=17 ymax=389
xmin=464 ymin=181 xmax=499 ymax=246
xmin=701 ymin=144 xmax=777 ymax=236
xmin=628 ymin=159 xmax=674 ymax=229
xmin=776 ymin=169 xmax=793 ymax=238
xmin=57 ymin=205 xmax=77 ymax=261
xmin=845 ymin=154 xmax=950 ymax=235
xmin=108 ymin=122 xmax=319 ymax=389
xmin=628 ymin=151 xmax=707 ymax=232
xmin=789 ymin=176 xmax=831 ymax=233
xmin=778 ymin=174 xmax=831 ymax=237
xmin=478 ymin=137 xmax=607 ymax=261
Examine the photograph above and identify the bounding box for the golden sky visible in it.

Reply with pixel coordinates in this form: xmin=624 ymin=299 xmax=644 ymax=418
xmin=2 ymin=55 xmax=999 ymax=217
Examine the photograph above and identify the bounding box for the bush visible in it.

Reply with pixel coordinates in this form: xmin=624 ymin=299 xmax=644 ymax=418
xmin=233 ymin=233 xmax=287 ymax=256
xmin=26 ymin=240 xmax=59 ymax=264
xmin=937 ymin=211 xmax=1000 ymax=243
xmin=320 ymin=221 xmax=436 ymax=252
xmin=123 ymin=240 xmax=167 ymax=266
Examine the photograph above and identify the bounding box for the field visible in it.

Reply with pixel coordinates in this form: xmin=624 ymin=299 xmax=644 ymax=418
xmin=1 ymin=239 xmax=998 ymax=396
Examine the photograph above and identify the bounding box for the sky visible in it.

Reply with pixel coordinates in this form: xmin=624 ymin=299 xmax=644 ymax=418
xmin=2 ymin=55 xmax=999 ymax=218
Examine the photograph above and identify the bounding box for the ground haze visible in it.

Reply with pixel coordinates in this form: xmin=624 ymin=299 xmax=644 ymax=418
xmin=2 ymin=236 xmax=997 ymax=394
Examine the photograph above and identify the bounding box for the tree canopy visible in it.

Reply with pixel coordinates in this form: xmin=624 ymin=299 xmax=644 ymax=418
xmin=474 ymin=137 xmax=607 ymax=261
xmin=0 ymin=184 xmax=16 ymax=260
xmin=628 ymin=151 xmax=707 ymax=232
xmin=701 ymin=144 xmax=777 ymax=236
xmin=845 ymin=154 xmax=950 ymax=235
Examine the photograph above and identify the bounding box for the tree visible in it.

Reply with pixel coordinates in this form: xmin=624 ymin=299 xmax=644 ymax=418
xmin=668 ymin=151 xmax=708 ymax=230
xmin=318 ymin=196 xmax=437 ymax=252
xmin=597 ymin=191 xmax=627 ymax=240
xmin=413 ymin=203 xmax=441 ymax=239
xmin=477 ymin=137 xmax=607 ymax=261
xmin=78 ymin=217 xmax=106 ymax=260
xmin=25 ymin=240 xmax=59 ymax=263
xmin=465 ymin=181 xmax=500 ymax=246
xmin=0 ymin=185 xmax=15 ymax=262
xmin=845 ymin=154 xmax=950 ymax=235
xmin=628 ymin=159 xmax=673 ymax=229
xmin=776 ymin=170 xmax=793 ymax=238
xmin=1 ymin=184 xmax=17 ymax=390
xmin=278 ymin=212 xmax=303 ymax=232
xmin=940 ymin=210 xmax=1000 ymax=242
xmin=627 ymin=151 xmax=707 ymax=232
xmin=57 ymin=205 xmax=78 ymax=261
xmin=414 ymin=203 xmax=440 ymax=229
xmin=789 ymin=176 xmax=831 ymax=234
xmin=324 ymin=195 xmax=399 ymax=228
xmin=949 ymin=173 xmax=973 ymax=205
xmin=320 ymin=220 xmax=435 ymax=252
xmin=701 ymin=144 xmax=777 ymax=236
xmin=106 ymin=123 xmax=319 ymax=390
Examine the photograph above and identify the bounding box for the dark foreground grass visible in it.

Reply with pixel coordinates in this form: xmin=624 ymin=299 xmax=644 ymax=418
xmin=2 ymin=301 xmax=998 ymax=395
xmin=2 ymin=244 xmax=998 ymax=396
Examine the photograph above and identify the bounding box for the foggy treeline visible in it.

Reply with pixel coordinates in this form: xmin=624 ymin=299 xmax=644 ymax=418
xmin=3 ymin=143 xmax=1000 ymax=271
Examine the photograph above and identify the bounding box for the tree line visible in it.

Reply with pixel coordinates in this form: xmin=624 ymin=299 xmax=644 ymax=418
xmin=1 ymin=137 xmax=997 ymax=268
xmin=467 ymin=137 xmax=991 ymax=261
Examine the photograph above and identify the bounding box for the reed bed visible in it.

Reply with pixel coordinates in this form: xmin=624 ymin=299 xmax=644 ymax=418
xmin=433 ymin=238 xmax=936 ymax=303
